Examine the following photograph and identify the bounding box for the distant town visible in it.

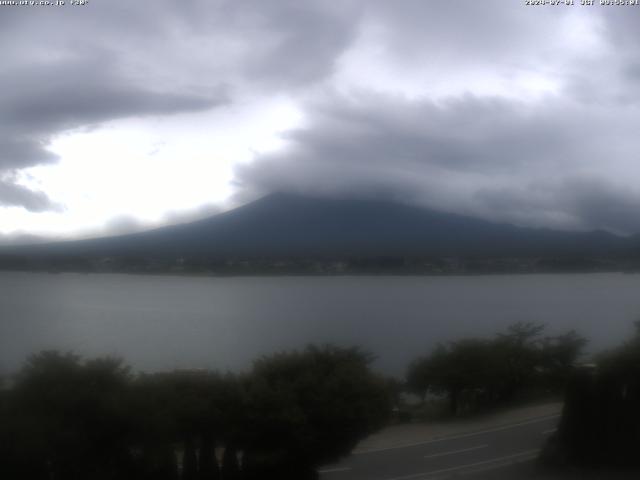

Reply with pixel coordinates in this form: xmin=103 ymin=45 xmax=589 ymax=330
xmin=1 ymin=254 xmax=639 ymax=276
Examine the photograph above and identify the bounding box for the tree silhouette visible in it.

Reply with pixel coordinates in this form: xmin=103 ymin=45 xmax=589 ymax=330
xmin=241 ymin=345 xmax=391 ymax=478
xmin=221 ymin=445 xmax=241 ymax=480
xmin=9 ymin=351 xmax=134 ymax=480
xmin=198 ymin=433 xmax=219 ymax=479
xmin=544 ymin=322 xmax=640 ymax=468
xmin=407 ymin=323 xmax=587 ymax=415
xmin=1 ymin=346 xmax=392 ymax=479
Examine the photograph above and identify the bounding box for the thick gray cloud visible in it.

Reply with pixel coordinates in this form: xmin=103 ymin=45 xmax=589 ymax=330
xmin=2 ymin=61 xmax=222 ymax=133
xmin=0 ymin=178 xmax=60 ymax=213
xmin=233 ymin=2 xmax=640 ymax=235
xmin=4 ymin=0 xmax=640 ymax=235
xmin=0 ymin=56 xmax=225 ymax=172
xmin=0 ymin=15 xmax=224 ymax=210
xmin=0 ymin=232 xmax=47 ymax=247
xmin=236 ymin=86 xmax=640 ymax=233
xmin=561 ymin=179 xmax=640 ymax=235
xmin=0 ymin=0 xmax=362 ymax=213
xmin=98 ymin=204 xmax=224 ymax=238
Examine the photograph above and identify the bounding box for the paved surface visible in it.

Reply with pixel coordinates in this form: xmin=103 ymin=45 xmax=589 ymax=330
xmin=355 ymin=403 xmax=562 ymax=454
xmin=319 ymin=404 xmax=562 ymax=480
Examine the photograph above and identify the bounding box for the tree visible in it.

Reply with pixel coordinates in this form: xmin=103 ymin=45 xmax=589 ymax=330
xmin=241 ymin=345 xmax=392 ymax=479
xmin=406 ymin=356 xmax=432 ymax=403
xmin=2 ymin=346 xmax=393 ymax=480
xmin=198 ymin=432 xmax=219 ymax=480
xmin=131 ymin=369 xmax=241 ymax=480
xmin=407 ymin=323 xmax=587 ymax=416
xmin=544 ymin=322 xmax=640 ymax=468
xmin=494 ymin=322 xmax=546 ymax=400
xmin=220 ymin=445 xmax=241 ymax=480
xmin=424 ymin=340 xmax=502 ymax=415
xmin=9 ymin=351 xmax=135 ymax=480
xmin=539 ymin=330 xmax=588 ymax=391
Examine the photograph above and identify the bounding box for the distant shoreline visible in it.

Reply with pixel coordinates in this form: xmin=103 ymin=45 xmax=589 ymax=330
xmin=0 ymin=267 xmax=637 ymax=278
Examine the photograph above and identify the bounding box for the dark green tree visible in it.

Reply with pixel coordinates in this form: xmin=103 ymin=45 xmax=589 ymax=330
xmin=539 ymin=330 xmax=588 ymax=391
xmin=132 ymin=370 xmax=239 ymax=480
xmin=496 ymin=323 xmax=545 ymax=396
xmin=427 ymin=339 xmax=502 ymax=415
xmin=241 ymin=345 xmax=391 ymax=479
xmin=406 ymin=356 xmax=432 ymax=403
xmin=9 ymin=351 xmax=135 ymax=480
xmin=544 ymin=322 xmax=640 ymax=468
xmin=408 ymin=323 xmax=587 ymax=416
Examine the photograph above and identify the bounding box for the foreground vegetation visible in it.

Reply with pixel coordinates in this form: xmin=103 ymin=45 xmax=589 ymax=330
xmin=3 ymin=321 xmax=640 ymax=478
xmin=542 ymin=322 xmax=640 ymax=469
xmin=405 ymin=322 xmax=640 ymax=470
xmin=0 ymin=346 xmax=391 ymax=480
xmin=406 ymin=322 xmax=587 ymax=416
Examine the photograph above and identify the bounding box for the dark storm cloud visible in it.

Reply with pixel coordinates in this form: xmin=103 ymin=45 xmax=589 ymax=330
xmin=366 ymin=0 xmax=557 ymax=64
xmin=0 ymin=72 xmax=220 ymax=212
xmin=0 ymin=179 xmax=61 ymax=213
xmin=236 ymin=86 xmax=640 ymax=233
xmin=4 ymin=0 xmax=640 ymax=234
xmin=234 ymin=2 xmax=640 ymax=235
xmin=0 ymin=0 xmax=362 ymax=212
xmin=563 ymin=179 xmax=640 ymax=235
xmin=0 ymin=139 xmax=59 ymax=172
xmin=0 ymin=55 xmax=224 ymax=211
xmin=237 ymin=0 xmax=363 ymax=87
xmin=1 ymin=60 xmax=224 ymax=132
xmin=0 ymin=57 xmax=225 ymax=172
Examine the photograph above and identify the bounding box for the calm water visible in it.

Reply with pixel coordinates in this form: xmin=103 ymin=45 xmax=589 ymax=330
xmin=1 ymin=272 xmax=639 ymax=376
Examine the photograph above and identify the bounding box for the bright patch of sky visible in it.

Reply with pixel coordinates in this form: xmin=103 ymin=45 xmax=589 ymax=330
xmin=2 ymin=98 xmax=302 ymax=237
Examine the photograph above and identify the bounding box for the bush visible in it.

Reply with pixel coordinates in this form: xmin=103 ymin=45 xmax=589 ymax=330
xmin=0 ymin=345 xmax=392 ymax=480
xmin=406 ymin=323 xmax=586 ymax=416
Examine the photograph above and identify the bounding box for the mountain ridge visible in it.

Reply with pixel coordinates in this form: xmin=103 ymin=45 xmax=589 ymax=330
xmin=0 ymin=193 xmax=635 ymax=266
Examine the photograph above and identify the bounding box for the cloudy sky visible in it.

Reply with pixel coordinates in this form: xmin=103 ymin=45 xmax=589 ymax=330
xmin=2 ymin=0 xmax=640 ymax=241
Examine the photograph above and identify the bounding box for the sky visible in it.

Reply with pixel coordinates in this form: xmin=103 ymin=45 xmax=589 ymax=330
xmin=2 ymin=0 xmax=640 ymax=242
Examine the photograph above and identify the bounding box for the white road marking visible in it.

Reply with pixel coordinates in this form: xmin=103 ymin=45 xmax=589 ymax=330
xmin=451 ymin=450 xmax=541 ymax=478
xmin=381 ymin=449 xmax=540 ymax=480
xmin=423 ymin=444 xmax=488 ymax=459
xmin=354 ymin=414 xmax=560 ymax=455
xmin=318 ymin=466 xmax=352 ymax=474
xmin=542 ymin=428 xmax=557 ymax=435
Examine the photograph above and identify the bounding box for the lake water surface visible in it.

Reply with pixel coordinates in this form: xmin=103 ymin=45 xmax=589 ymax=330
xmin=1 ymin=272 xmax=639 ymax=376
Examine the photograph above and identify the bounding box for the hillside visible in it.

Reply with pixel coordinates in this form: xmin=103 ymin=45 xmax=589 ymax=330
xmin=0 ymin=193 xmax=636 ymax=273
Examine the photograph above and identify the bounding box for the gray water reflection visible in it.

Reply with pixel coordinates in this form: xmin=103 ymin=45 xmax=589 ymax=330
xmin=1 ymin=272 xmax=638 ymax=376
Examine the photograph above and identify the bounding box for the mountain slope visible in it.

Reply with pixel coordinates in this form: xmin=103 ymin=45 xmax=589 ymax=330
xmin=1 ymin=193 xmax=632 ymax=259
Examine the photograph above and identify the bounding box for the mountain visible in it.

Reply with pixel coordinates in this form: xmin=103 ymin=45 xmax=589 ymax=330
xmin=1 ymin=193 xmax=633 ymax=263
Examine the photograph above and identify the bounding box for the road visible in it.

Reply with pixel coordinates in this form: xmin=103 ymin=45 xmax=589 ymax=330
xmin=319 ymin=413 xmax=560 ymax=480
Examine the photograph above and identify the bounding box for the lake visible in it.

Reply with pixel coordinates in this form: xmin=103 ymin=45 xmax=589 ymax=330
xmin=1 ymin=272 xmax=639 ymax=377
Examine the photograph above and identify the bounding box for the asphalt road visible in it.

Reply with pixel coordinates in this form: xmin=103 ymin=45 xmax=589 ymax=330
xmin=318 ymin=414 xmax=560 ymax=480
